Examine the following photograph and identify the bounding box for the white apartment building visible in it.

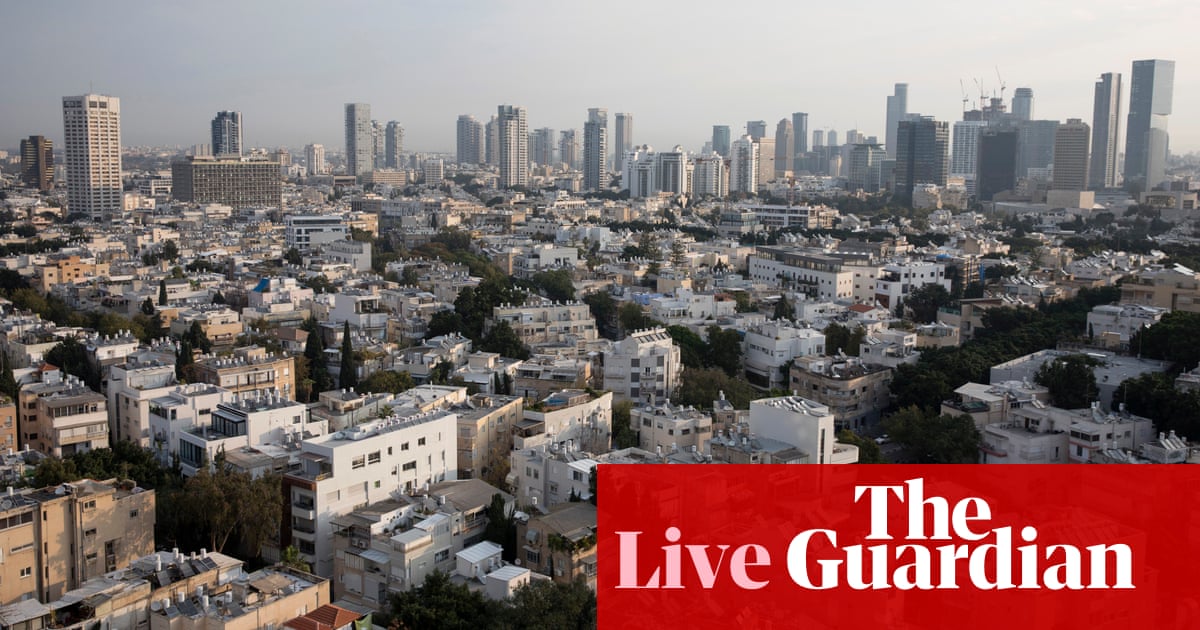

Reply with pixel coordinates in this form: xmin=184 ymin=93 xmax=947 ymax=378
xmin=285 ymin=409 xmax=458 ymax=577
xmin=329 ymin=289 xmax=388 ymax=340
xmin=148 ymin=383 xmax=231 ymax=466
xmin=1086 ymin=304 xmax=1167 ymax=348
xmin=691 ymin=152 xmax=728 ymax=198
xmin=107 ymin=360 xmax=178 ymax=446
xmin=729 ymin=135 xmax=759 ymax=193
xmin=285 ymin=214 xmax=348 ymax=253
xmin=742 ymin=321 xmax=825 ymax=390
xmin=323 ymin=239 xmax=373 ymax=272
xmin=516 ymin=389 xmax=612 ymax=454
xmin=875 ymin=260 xmax=951 ymax=309
xmin=602 ymin=328 xmax=682 ymax=405
xmin=748 ymin=247 xmax=854 ymax=300
xmin=858 ymin=329 xmax=920 ymax=369
xmin=980 ymin=403 xmax=1156 ymax=465
xmin=177 ymin=391 xmax=318 ymax=477
xmin=62 ymin=94 xmax=122 ymax=221
xmin=632 ymin=402 xmax=713 ymax=454
xmin=646 ymin=290 xmax=737 ymax=324
xmin=489 ymin=299 xmax=598 ymax=356
xmin=514 ymin=244 xmax=579 ymax=278
xmin=749 ymin=396 xmax=859 ymax=464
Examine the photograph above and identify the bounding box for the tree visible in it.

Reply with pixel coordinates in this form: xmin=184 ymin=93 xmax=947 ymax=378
xmin=704 ymin=326 xmax=742 ymax=377
xmin=482 ymin=493 xmax=517 ymax=562
xmin=360 ymin=369 xmax=416 ymax=395
xmin=618 ymin=302 xmax=659 ymax=335
xmin=161 ymin=239 xmax=179 ymax=262
xmin=140 ymin=297 xmax=156 ymax=316
xmin=186 ymin=320 xmax=212 ymax=354
xmin=905 ymin=284 xmax=952 ymax=324
xmin=672 ymin=367 xmax=757 ymax=410
xmin=211 ymin=290 xmax=225 ymax=305
xmin=1035 ymin=354 xmax=1100 ymax=409
xmin=773 ymin=294 xmax=794 ymax=321
xmin=666 ymin=325 xmax=706 ymax=369
xmin=183 ymin=469 xmax=282 ymax=559
xmin=175 ymin=338 xmax=194 ymax=381
xmin=1129 ymin=311 xmax=1200 ymax=369
xmin=530 ymin=269 xmax=575 ymax=303
xmin=158 ymin=279 xmax=168 ymax=306
xmin=284 ymin=247 xmax=303 ymax=266
xmin=837 ymin=429 xmax=884 ymax=463
xmin=502 ymin=579 xmax=597 ymax=629
xmin=583 ymin=291 xmax=618 ymax=340
xmin=429 ymin=359 xmax=455 ymax=385
xmin=303 ymin=329 xmax=333 ymax=399
xmin=478 ymin=320 xmax=531 ymax=360
xmin=0 ymin=355 xmax=18 ymax=401
xmin=884 ymin=406 xmax=980 ymax=463
xmin=823 ymin=323 xmax=865 ymax=357
xmin=339 ymin=322 xmax=358 ymax=389
xmin=612 ymin=399 xmax=638 ymax=448
xmin=1115 ymin=372 xmax=1200 ymax=438
xmin=425 ymin=310 xmax=466 ymax=339
xmin=733 ymin=291 xmax=756 ymax=313
xmin=45 ymin=338 xmax=100 ymax=390
xmin=279 ymin=545 xmax=312 ymax=573
xmin=386 ymin=571 xmax=498 ymax=630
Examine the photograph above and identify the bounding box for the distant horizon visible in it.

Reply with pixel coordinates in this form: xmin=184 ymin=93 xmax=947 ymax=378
xmin=2 ymin=1 xmax=1197 ymax=155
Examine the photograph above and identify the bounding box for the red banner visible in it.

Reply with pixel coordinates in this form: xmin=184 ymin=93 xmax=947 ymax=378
xmin=597 ymin=465 xmax=1200 ymax=629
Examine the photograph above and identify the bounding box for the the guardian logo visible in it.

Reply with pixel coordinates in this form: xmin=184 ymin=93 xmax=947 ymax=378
xmin=615 ymin=478 xmax=1134 ymax=591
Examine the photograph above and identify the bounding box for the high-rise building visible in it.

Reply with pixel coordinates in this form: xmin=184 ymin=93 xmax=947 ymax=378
xmin=385 ymin=121 xmax=404 ymax=168
xmin=422 ymin=158 xmax=444 ymax=183
xmin=497 ymin=105 xmax=528 ymax=188
xmin=792 ymin=112 xmax=809 ymax=156
xmin=747 ymin=120 xmax=768 ymax=140
xmin=531 ymin=127 xmax=556 ymax=167
xmin=584 ymin=108 xmax=609 ymax=191
xmin=756 ymin=138 xmax=776 ymax=184
xmin=171 ymin=156 xmax=282 ymax=208
xmin=951 ymin=120 xmax=988 ymax=177
xmin=62 ymin=94 xmax=122 ymax=221
xmin=1016 ymin=120 xmax=1059 ymax=178
xmin=657 ymin=146 xmax=688 ymax=195
xmin=976 ymin=129 xmax=1018 ymax=202
xmin=344 ymin=103 xmax=372 ymax=177
xmin=848 ymin=143 xmax=887 ymax=193
xmin=729 ymin=135 xmax=759 ymax=193
xmin=691 ymin=153 xmax=728 ymax=198
xmin=774 ymin=119 xmax=793 ymax=175
xmin=210 ymin=111 xmax=243 ymax=157
xmin=1124 ymin=59 xmax=1175 ymax=190
xmin=894 ymin=117 xmax=948 ymax=203
xmin=371 ymin=120 xmax=386 ymax=169
xmin=826 ymin=130 xmax=839 ymax=148
xmin=304 ymin=143 xmax=326 ymax=176
xmin=485 ymin=115 xmax=500 ymax=166
xmin=623 ymin=146 xmax=656 ymax=198
xmin=559 ymin=129 xmax=580 ymax=170
xmin=1089 ymin=72 xmax=1122 ymax=190
xmin=456 ymin=114 xmax=484 ymax=166
xmin=812 ymin=129 xmax=825 ymax=148
xmin=1011 ymin=88 xmax=1034 ymax=121
xmin=19 ymin=135 xmax=53 ymax=192
xmin=712 ymin=125 xmax=731 ymax=158
xmin=885 ymin=83 xmax=909 ymax=159
xmin=614 ymin=113 xmax=633 ymax=171
xmin=1052 ymin=119 xmax=1090 ymax=191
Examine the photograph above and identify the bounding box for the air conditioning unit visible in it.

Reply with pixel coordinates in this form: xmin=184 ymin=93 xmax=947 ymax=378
xmin=353 ymin=539 xmax=368 ymax=549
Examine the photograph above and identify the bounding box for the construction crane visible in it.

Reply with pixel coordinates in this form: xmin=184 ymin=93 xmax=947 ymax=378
xmin=995 ymin=66 xmax=1007 ymax=102
xmin=973 ymin=77 xmax=987 ymax=110
xmin=959 ymin=79 xmax=969 ymax=114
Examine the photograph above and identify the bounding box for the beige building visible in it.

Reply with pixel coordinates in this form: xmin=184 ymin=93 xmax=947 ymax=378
xmin=0 ymin=478 xmax=156 ymax=605
xmin=455 ymin=394 xmax=523 ymax=481
xmin=34 ymin=255 xmax=111 ymax=293
xmin=489 ymin=299 xmax=598 ymax=356
xmin=515 ymin=502 xmax=597 ymax=589
xmin=190 ymin=346 xmax=296 ymax=399
xmin=24 ymin=374 xmax=110 ymax=457
xmin=512 ymin=356 xmax=593 ymax=400
xmin=632 ymin=402 xmax=712 ymax=454
xmin=170 ymin=306 xmax=245 ymax=350
xmin=0 ymin=398 xmax=15 ymax=456
xmin=1120 ymin=266 xmax=1200 ymax=313
xmin=788 ymin=356 xmax=893 ymax=430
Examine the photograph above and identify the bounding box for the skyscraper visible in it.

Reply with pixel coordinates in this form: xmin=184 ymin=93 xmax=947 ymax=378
xmin=1016 ymin=120 xmax=1059 ymax=178
xmin=951 ymin=120 xmax=988 ymax=177
xmin=812 ymin=129 xmax=825 ymax=148
xmin=385 ymin=121 xmax=404 ymax=168
xmin=848 ymin=143 xmax=886 ymax=193
xmin=485 ymin=115 xmax=500 ymax=167
xmin=1052 ymin=119 xmax=1090 ymax=191
xmin=885 ymin=83 xmax=909 ymax=159
xmin=456 ymin=114 xmax=484 ymax=165
xmin=1011 ymin=88 xmax=1034 ymax=121
xmin=211 ymin=111 xmax=243 ymax=157
xmin=497 ymin=105 xmax=528 ymax=188
xmin=584 ymin=108 xmax=609 ymax=191
xmin=691 ymin=153 xmax=728 ymax=198
xmin=1089 ymin=72 xmax=1122 ymax=190
xmin=826 ymin=130 xmax=839 ymax=148
xmin=372 ymin=120 xmax=386 ymax=169
xmin=62 ymin=94 xmax=122 ymax=221
xmin=746 ymin=121 xmax=768 ymax=140
xmin=792 ymin=112 xmax=809 ymax=155
xmin=614 ymin=113 xmax=633 ymax=171
xmin=894 ymin=117 xmax=948 ymax=203
xmin=712 ymin=126 xmax=731 ymax=158
xmin=344 ymin=103 xmax=372 ymax=177
xmin=559 ymin=130 xmax=580 ymax=171
xmin=756 ymin=137 xmax=775 ymax=184
xmin=20 ymin=135 xmax=53 ymax=192
xmin=729 ymin=135 xmax=759 ymax=194
xmin=305 ymin=143 xmax=326 ymax=176
xmin=976 ymin=129 xmax=1018 ymax=202
xmin=774 ymin=119 xmax=793 ymax=175
xmin=657 ymin=146 xmax=688 ymax=195
xmin=531 ymin=127 xmax=556 ymax=167
xmin=1124 ymin=59 xmax=1175 ymax=190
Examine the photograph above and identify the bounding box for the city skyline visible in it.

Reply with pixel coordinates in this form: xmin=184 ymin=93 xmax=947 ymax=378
xmin=2 ymin=2 xmax=1198 ymax=155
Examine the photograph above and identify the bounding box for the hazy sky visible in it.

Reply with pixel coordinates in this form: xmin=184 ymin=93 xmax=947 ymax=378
xmin=3 ymin=0 xmax=1198 ymax=155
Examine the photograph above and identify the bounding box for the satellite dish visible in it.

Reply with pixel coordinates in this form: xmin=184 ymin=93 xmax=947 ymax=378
xmin=0 ymin=500 xmax=12 ymax=511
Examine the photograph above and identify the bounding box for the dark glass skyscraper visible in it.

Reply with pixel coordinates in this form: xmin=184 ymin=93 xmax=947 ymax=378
xmin=20 ymin=135 xmax=53 ymax=192
xmin=1089 ymin=72 xmax=1122 ymax=189
xmin=712 ymin=125 xmax=731 ymax=158
xmin=211 ymin=111 xmax=242 ymax=157
xmin=976 ymin=129 xmax=1018 ymax=202
xmin=893 ymin=117 xmax=948 ymax=203
xmin=1124 ymin=59 xmax=1174 ymax=190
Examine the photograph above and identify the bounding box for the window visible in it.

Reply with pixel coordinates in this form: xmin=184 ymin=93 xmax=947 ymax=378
xmin=401 ymin=442 xmax=410 ymax=451
xmin=367 ymin=451 xmax=381 ymax=465
xmin=83 ymin=501 xmax=96 ymax=510
xmin=84 ymin=528 xmax=96 ymax=537
xmin=402 ymin=461 xmax=416 ymax=471
xmin=20 ymin=567 xmax=31 ymax=579
xmin=351 ymin=456 xmax=365 ymax=470
xmin=130 ymin=509 xmax=139 ymax=518
xmin=526 ymin=550 xmax=540 ymax=565
xmin=417 ymin=437 xmax=426 ymax=446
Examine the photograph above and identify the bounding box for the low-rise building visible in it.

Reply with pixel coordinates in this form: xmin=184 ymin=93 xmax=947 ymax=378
xmin=170 ymin=306 xmax=245 ymax=349
xmin=512 ymin=356 xmax=593 ymax=400
xmin=148 ymin=383 xmax=231 ymax=466
xmin=748 ymin=395 xmax=859 ymax=464
xmin=742 ymin=321 xmax=825 ymax=389
xmin=788 ymin=357 xmax=892 ymax=430
xmin=107 ymin=359 xmax=178 ymax=446
xmin=1086 ymin=304 xmax=1167 ymax=350
xmin=25 ymin=374 xmax=109 ymax=457
xmin=454 ymin=393 xmax=523 ymax=481
xmin=980 ymin=403 xmax=1155 ymax=464
xmin=601 ymin=327 xmax=682 ymax=405
xmin=489 ymin=299 xmax=598 ymax=357
xmin=190 ymin=346 xmax=296 ymax=399
xmin=177 ymin=391 xmax=317 ymax=477
xmin=1119 ymin=265 xmax=1200 ymax=313
xmin=516 ymin=389 xmax=612 ymax=454
xmin=632 ymin=402 xmax=713 ymax=454
xmin=515 ymin=502 xmax=597 ymax=588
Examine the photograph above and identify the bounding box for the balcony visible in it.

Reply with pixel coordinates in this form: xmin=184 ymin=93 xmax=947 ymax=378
xmin=292 ymin=505 xmax=316 ymax=521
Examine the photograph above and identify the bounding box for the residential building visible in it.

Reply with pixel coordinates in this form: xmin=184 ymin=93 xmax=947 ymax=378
xmin=875 ymin=260 xmax=951 ymax=309
xmin=190 ymin=345 xmax=296 ymax=399
xmin=1090 ymin=72 xmax=1122 ymax=189
xmin=0 ymin=398 xmax=14 ymax=459
xmin=1052 ymin=119 xmax=1090 ymax=191
xmin=0 ymin=478 xmax=155 ymax=605
xmin=748 ymin=247 xmax=854 ymax=300
xmin=942 ymin=380 xmax=1051 ymax=428
xmin=1124 ymin=59 xmax=1174 ymax=190
xmin=848 ymin=143 xmax=886 ymax=193
xmin=885 ymin=83 xmax=908 ymax=159
xmin=512 ymin=356 xmax=593 ymax=401
xmin=746 ymin=120 xmax=767 ymax=140
xmin=1086 ymin=304 xmax=1167 ymax=349
xmin=283 ymin=409 xmax=458 ymax=576
xmin=729 ymin=135 xmax=759 ymax=193
xmin=894 ymin=117 xmax=949 ymax=202
xmin=25 ymin=375 xmax=109 ymax=457
xmin=742 ymin=321 xmax=825 ymax=390
xmin=148 ymin=383 xmax=231 ymax=466
xmin=756 ymin=137 xmax=775 ymax=184
xmin=613 ymin=113 xmax=632 ymax=171
xmin=456 ymin=114 xmax=485 ymax=165
xmin=33 ymin=254 xmax=110 ymax=293
xmin=559 ymin=129 xmax=579 ymax=170
xmin=19 ymin=135 xmax=53 ymax=192
xmin=454 ymin=393 xmax=523 ymax=481
xmin=632 ymin=402 xmax=712 ymax=454
xmin=980 ymin=403 xmax=1155 ymax=464
xmin=385 ymin=121 xmax=404 ymax=168
xmin=516 ymin=389 xmax=611 ymax=454
xmin=170 ymin=305 xmax=245 ymax=349
xmin=345 ymin=103 xmax=372 ymax=177
xmin=488 ymin=299 xmax=597 ymax=356
xmin=305 ymin=143 xmax=326 ymax=176
xmin=177 ymin=392 xmax=315 ymax=477
xmin=171 ymin=156 xmax=282 ymax=208
xmin=515 ymin=502 xmax=597 ymax=587
xmin=792 ymin=112 xmax=808 ymax=156
xmin=788 ymin=357 xmax=892 ymax=430
xmin=210 ymin=111 xmax=243 ymax=157
xmin=107 ymin=360 xmax=178 ymax=446
xmin=583 ymin=108 xmax=608 ymax=191
xmin=950 ymin=120 xmax=988 ymax=178
xmin=531 ymin=127 xmax=556 ymax=168
xmin=498 ymin=105 xmax=528 ymax=188
xmin=990 ymin=349 xmax=1169 ymax=409
xmin=691 ymin=152 xmax=727 ymax=197
xmin=62 ymin=94 xmax=122 ymax=221
xmin=285 ymin=214 xmax=347 ymax=253
xmin=1120 ymin=265 xmax=1200 ymax=313
xmin=748 ymin=396 xmax=859 ymax=463
xmin=601 ymin=327 xmax=682 ymax=405
xmin=774 ymin=119 xmax=793 ymax=174
xmin=858 ymin=329 xmax=919 ymax=368
xmin=711 ymin=125 xmax=731 ymax=158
